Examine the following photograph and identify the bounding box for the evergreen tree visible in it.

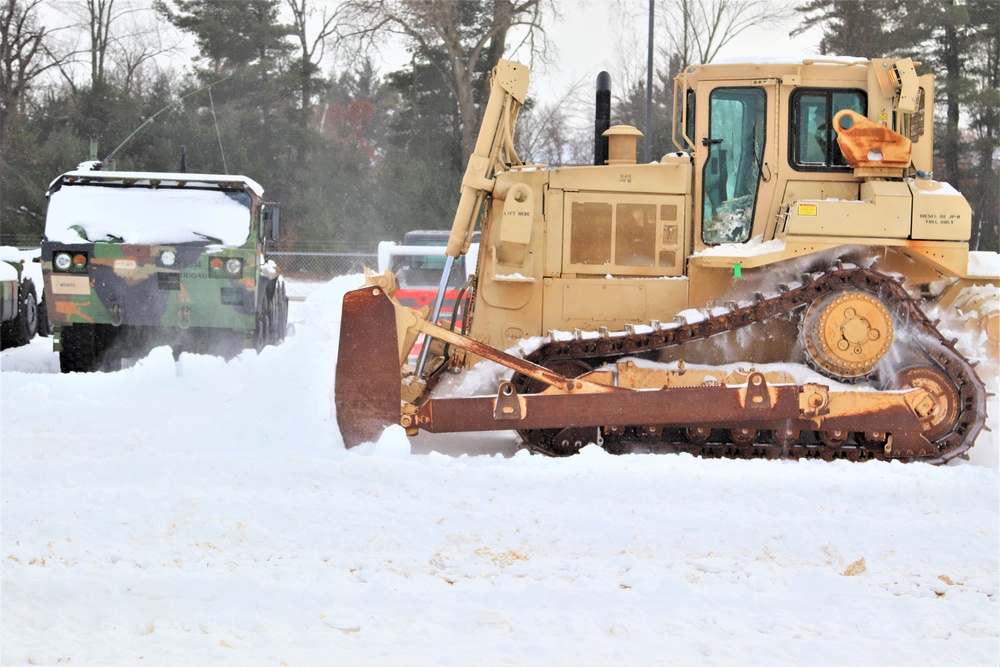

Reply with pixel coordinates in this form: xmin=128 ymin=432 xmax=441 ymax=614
xmin=793 ymin=0 xmax=920 ymax=57
xmin=963 ymin=0 xmax=999 ymax=251
xmin=344 ymin=0 xmax=546 ymax=160
xmin=368 ymin=57 xmax=466 ymax=242
xmin=156 ymin=0 xmax=315 ymax=243
xmin=291 ymin=63 xmax=385 ymax=250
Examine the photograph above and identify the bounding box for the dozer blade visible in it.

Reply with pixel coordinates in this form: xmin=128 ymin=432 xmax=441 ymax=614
xmin=336 ymin=286 xmax=402 ymax=447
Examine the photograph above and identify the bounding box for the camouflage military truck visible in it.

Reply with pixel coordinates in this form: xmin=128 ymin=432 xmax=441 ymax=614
xmin=41 ymin=167 xmax=288 ymax=372
xmin=1 ymin=247 xmax=41 ymax=347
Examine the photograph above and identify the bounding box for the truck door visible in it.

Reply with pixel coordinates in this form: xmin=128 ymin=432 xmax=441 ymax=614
xmin=694 ymin=81 xmax=777 ymax=247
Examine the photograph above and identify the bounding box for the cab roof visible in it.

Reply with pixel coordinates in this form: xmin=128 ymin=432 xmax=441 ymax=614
xmin=49 ymin=169 xmax=264 ymax=198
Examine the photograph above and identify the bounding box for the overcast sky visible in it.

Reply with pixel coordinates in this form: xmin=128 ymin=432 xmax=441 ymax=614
xmin=374 ymin=0 xmax=823 ymax=109
xmin=41 ymin=0 xmax=820 ymax=90
xmin=39 ymin=0 xmax=823 ymax=128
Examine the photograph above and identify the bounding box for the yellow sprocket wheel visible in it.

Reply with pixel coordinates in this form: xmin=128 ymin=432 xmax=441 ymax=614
xmin=802 ymin=291 xmax=894 ymax=378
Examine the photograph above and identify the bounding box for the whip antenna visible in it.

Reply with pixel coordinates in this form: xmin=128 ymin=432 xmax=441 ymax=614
xmin=104 ymin=73 xmax=234 ymax=162
xmin=208 ymin=87 xmax=228 ymax=172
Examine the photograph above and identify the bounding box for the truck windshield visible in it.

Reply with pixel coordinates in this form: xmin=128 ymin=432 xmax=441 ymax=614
xmin=44 ymin=185 xmax=252 ymax=246
xmin=392 ymin=256 xmax=468 ymax=290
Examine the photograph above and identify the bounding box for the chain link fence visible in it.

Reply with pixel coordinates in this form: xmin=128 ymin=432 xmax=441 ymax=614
xmin=270 ymin=251 xmax=377 ymax=300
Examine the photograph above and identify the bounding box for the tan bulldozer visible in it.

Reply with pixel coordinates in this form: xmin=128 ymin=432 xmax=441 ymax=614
xmin=336 ymin=57 xmax=998 ymax=463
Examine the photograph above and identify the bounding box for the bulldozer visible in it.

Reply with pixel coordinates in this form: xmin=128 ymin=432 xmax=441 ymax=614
xmin=336 ymin=57 xmax=998 ymax=464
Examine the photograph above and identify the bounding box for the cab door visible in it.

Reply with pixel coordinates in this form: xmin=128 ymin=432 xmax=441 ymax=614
xmin=693 ymin=80 xmax=779 ymax=249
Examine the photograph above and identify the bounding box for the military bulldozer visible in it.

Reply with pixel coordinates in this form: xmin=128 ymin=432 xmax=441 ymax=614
xmin=336 ymin=57 xmax=998 ymax=464
xmin=41 ymin=166 xmax=289 ymax=372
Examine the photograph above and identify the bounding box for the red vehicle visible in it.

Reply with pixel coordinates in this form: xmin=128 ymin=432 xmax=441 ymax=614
xmin=377 ymin=230 xmax=479 ymax=363
xmin=377 ymin=230 xmax=480 ymax=323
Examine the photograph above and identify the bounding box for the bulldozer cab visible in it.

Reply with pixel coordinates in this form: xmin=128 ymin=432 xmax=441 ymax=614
xmin=674 ymin=58 xmax=935 ymax=256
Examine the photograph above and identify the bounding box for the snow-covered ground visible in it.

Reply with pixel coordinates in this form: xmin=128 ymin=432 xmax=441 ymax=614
xmin=2 ymin=275 xmax=998 ymax=666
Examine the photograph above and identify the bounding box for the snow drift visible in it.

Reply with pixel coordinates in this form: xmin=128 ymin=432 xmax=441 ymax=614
xmin=1 ymin=274 xmax=997 ymax=666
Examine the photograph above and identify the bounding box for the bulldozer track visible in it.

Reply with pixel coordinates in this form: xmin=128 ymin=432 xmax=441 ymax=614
xmin=511 ymin=266 xmax=987 ymax=464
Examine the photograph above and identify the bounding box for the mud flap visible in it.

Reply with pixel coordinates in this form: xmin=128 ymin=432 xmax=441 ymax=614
xmin=336 ymin=286 xmax=402 ymax=447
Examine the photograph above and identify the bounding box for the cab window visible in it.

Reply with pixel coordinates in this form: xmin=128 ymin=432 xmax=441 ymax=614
xmin=702 ymin=87 xmax=767 ymax=245
xmin=790 ymin=88 xmax=866 ymax=171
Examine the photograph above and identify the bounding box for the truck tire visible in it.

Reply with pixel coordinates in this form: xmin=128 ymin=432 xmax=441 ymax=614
xmin=274 ymin=281 xmax=288 ymax=344
xmin=253 ymin=312 xmax=271 ymax=352
xmin=37 ymin=294 xmax=53 ymax=337
xmin=60 ymin=324 xmax=98 ymax=373
xmin=3 ymin=279 xmax=39 ymax=347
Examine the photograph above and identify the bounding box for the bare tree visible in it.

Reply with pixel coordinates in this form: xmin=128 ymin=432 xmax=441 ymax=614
xmin=286 ymin=0 xmax=341 ymax=118
xmin=0 ymin=0 xmax=69 ymax=181
xmin=343 ymin=0 xmax=550 ymax=157
xmin=657 ymin=0 xmax=795 ymax=68
xmin=87 ymin=0 xmax=114 ymax=86
xmin=47 ymin=0 xmax=181 ymax=93
xmin=515 ymin=77 xmax=592 ymax=166
xmin=113 ymin=4 xmax=181 ymax=93
xmin=1 ymin=0 xmax=57 ymax=118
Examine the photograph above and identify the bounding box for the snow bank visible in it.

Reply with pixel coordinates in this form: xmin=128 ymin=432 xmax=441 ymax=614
xmin=969 ymin=251 xmax=1000 ymax=278
xmin=2 ymin=273 xmax=998 ymax=666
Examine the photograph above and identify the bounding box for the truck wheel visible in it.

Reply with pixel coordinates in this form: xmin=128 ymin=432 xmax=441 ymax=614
xmin=96 ymin=325 xmax=124 ymax=371
xmin=274 ymin=281 xmax=288 ymax=343
xmin=37 ymin=294 xmax=53 ymax=337
xmin=4 ymin=279 xmax=39 ymax=347
xmin=60 ymin=324 xmax=98 ymax=373
xmin=253 ymin=312 xmax=271 ymax=352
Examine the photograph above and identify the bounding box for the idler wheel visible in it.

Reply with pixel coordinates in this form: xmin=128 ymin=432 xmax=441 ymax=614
xmin=802 ymin=291 xmax=894 ymax=378
xmin=892 ymin=366 xmax=960 ymax=441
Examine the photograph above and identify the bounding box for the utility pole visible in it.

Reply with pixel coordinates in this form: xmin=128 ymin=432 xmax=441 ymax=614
xmin=645 ymin=0 xmax=654 ymax=163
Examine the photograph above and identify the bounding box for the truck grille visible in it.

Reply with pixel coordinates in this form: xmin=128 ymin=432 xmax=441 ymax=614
xmin=157 ymin=273 xmax=180 ymax=290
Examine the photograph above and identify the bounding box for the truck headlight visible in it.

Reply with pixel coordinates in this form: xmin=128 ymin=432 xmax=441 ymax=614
xmin=160 ymin=250 xmax=176 ymax=266
xmin=225 ymin=258 xmax=242 ymax=275
xmin=54 ymin=252 xmax=72 ymax=270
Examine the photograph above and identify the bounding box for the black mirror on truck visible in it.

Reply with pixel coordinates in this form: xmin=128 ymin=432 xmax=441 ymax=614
xmin=264 ymin=202 xmax=281 ymax=241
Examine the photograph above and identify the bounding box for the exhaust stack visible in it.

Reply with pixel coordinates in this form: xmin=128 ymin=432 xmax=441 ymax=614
xmin=594 ymin=71 xmax=611 ymax=165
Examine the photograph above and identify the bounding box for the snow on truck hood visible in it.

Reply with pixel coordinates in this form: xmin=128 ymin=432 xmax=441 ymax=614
xmin=45 ymin=186 xmax=253 ymax=246
xmin=0 ymin=260 xmax=17 ymax=281
xmin=43 ymin=172 xmax=261 ymax=247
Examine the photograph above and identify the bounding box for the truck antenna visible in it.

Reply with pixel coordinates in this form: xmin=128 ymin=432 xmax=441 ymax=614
xmin=104 ymin=73 xmax=234 ymax=163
